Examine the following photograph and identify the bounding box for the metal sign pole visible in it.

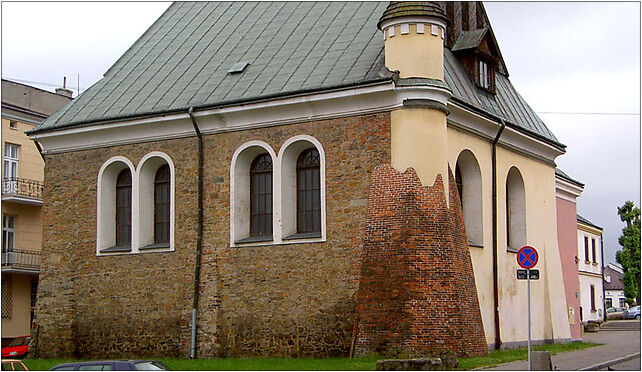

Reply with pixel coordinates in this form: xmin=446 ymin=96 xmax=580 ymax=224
xmin=526 ymin=269 xmax=533 ymax=371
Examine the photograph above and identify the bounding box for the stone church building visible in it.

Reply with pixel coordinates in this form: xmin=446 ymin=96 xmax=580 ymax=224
xmin=28 ymin=2 xmax=572 ymax=358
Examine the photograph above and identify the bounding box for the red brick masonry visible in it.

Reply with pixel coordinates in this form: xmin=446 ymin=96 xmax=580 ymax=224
xmin=355 ymin=164 xmax=487 ymax=357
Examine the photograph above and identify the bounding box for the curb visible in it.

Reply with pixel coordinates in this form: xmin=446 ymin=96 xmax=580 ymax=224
xmin=577 ymin=352 xmax=641 ymax=371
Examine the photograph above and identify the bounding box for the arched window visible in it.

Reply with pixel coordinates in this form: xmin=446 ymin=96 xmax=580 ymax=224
xmin=154 ymin=164 xmax=170 ymax=244
xmin=115 ymin=169 xmax=132 ymax=247
xmin=250 ymin=154 xmax=273 ymax=237
xmin=506 ymin=167 xmax=526 ymax=251
xmin=455 ymin=164 xmax=463 ymax=205
xmin=455 ymin=150 xmax=483 ymax=246
xmin=296 ymin=148 xmax=321 ymax=234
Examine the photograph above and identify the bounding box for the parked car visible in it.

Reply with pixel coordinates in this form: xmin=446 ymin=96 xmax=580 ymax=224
xmin=624 ymin=305 xmax=640 ymax=319
xmin=1 ymin=337 xmax=30 ymax=359
xmin=49 ymin=361 xmax=170 ymax=371
xmin=606 ymin=307 xmax=627 ymax=320
xmin=1 ymin=359 xmax=29 ymax=370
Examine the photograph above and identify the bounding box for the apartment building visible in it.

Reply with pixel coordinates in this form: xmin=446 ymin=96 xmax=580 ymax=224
xmin=1 ymin=79 xmax=71 ymax=346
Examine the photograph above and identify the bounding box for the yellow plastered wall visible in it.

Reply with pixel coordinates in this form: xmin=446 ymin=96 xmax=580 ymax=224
xmin=384 ymin=24 xmax=444 ymax=80
xmin=495 ymin=145 xmax=569 ymax=344
xmin=2 ymin=204 xmax=43 ymax=252
xmin=447 ymin=126 xmax=495 ymax=344
xmin=1 ymin=118 xmax=44 ymax=182
xmin=447 ymin=126 xmax=570 ymax=346
xmin=1 ymin=274 xmax=33 ymax=338
xmin=391 ymin=108 xmax=448 ymax=193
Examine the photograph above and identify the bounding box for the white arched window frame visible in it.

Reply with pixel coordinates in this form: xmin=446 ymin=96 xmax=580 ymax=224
xmin=230 ymin=141 xmax=279 ymax=246
xmin=97 ymin=156 xmax=136 ymax=255
xmin=455 ymin=150 xmax=483 ymax=247
xmin=278 ymin=135 xmax=327 ymax=243
xmin=137 ymin=152 xmax=175 ymax=252
xmin=506 ymin=166 xmax=526 ymax=251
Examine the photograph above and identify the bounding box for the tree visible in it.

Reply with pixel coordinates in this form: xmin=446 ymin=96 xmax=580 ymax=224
xmin=615 ymin=201 xmax=641 ymax=305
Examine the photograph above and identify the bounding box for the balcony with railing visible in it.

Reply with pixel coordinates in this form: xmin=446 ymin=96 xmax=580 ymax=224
xmin=1 ymin=249 xmax=40 ymax=274
xmin=2 ymin=177 xmax=43 ymax=205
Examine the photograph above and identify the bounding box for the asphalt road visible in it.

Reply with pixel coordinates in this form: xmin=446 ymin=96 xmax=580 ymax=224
xmin=597 ymin=356 xmax=640 ymax=370
xmin=483 ymin=320 xmax=640 ymax=370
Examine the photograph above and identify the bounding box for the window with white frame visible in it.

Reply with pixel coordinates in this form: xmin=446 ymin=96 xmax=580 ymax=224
xmin=230 ymin=142 xmax=277 ymax=244
xmin=3 ymin=143 xmax=19 ymax=194
xmin=279 ymin=135 xmax=326 ymax=242
xmin=137 ymin=153 xmax=175 ymax=250
xmin=230 ymin=136 xmax=326 ymax=246
xmin=97 ymin=153 xmax=174 ymax=255
xmin=3 ymin=215 xmax=15 ymax=253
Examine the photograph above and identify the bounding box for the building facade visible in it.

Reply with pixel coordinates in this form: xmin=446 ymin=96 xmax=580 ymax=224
xmin=604 ymin=263 xmax=626 ymax=309
xmin=555 ymin=168 xmax=584 ymax=340
xmin=1 ymin=79 xmax=72 ymax=346
xmin=577 ymin=215 xmax=604 ymax=323
xmin=29 ymin=2 xmax=572 ymax=358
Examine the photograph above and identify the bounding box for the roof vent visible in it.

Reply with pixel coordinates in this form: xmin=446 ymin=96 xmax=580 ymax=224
xmin=228 ymin=61 xmax=249 ymax=74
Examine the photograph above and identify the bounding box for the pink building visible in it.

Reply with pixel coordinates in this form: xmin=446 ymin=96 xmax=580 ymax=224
xmin=555 ymin=168 xmax=585 ymax=341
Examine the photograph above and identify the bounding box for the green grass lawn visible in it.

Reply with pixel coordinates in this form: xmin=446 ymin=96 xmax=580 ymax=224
xmin=22 ymin=357 xmax=380 ymax=371
xmin=22 ymin=342 xmax=600 ymax=371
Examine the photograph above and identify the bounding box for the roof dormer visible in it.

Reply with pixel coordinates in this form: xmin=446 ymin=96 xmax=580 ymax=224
xmin=451 ymin=27 xmax=501 ymax=94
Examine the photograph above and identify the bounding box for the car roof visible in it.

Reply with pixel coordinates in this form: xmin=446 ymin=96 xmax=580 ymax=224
xmin=52 ymin=360 xmax=160 ymax=366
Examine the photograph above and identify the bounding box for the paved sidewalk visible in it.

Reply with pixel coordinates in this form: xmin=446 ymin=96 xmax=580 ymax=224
xmin=482 ymin=321 xmax=640 ymax=370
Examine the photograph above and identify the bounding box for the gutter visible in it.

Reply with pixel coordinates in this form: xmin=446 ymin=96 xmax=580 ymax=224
xmin=34 ymin=141 xmax=45 ymax=161
xmin=26 ymin=78 xmax=393 ymax=136
xmin=491 ymin=119 xmax=506 ymax=350
xmin=188 ymin=107 xmax=204 ymax=359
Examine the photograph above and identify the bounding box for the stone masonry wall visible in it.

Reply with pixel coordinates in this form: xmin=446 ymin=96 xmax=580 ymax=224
xmin=33 ymin=112 xmax=391 ymax=358
xmin=354 ymin=164 xmax=487 ymax=357
xmin=197 ymin=112 xmax=391 ymax=357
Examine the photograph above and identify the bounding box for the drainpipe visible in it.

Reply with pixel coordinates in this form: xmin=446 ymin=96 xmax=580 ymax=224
xmin=600 ymin=234 xmax=606 ymax=321
xmin=188 ymin=107 xmax=204 ymax=359
xmin=492 ymin=119 xmax=506 ymax=350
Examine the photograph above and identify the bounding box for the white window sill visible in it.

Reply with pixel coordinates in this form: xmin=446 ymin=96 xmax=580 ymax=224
xmin=232 ymin=236 xmax=325 ymax=248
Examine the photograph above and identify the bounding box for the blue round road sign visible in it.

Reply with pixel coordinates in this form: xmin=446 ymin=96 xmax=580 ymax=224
xmin=517 ymin=246 xmax=538 ymax=269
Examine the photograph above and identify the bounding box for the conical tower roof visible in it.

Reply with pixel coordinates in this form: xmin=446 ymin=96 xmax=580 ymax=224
xmin=378 ymin=1 xmax=448 ymax=30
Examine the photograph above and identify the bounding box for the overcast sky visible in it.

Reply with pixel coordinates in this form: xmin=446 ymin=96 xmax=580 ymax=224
xmin=1 ymin=1 xmax=640 ymax=265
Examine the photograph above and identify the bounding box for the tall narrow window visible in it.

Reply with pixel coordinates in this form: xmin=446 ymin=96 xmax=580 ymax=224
xmin=296 ymin=149 xmax=321 ymax=234
xmin=115 ymin=169 xmax=132 ymax=247
xmin=2 ymin=215 xmax=15 ymax=253
xmin=584 ymin=236 xmax=590 ymax=262
xmin=250 ymin=154 xmax=273 ymax=238
xmin=154 ymin=165 xmax=170 ymax=244
xmin=591 ymin=238 xmax=597 ymax=263
xmin=3 ymin=143 xmax=19 ymax=194
xmin=479 ymin=60 xmax=489 ymax=89
xmin=590 ymin=284 xmax=596 ymax=311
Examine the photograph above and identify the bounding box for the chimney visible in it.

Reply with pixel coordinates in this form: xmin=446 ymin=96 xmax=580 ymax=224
xmin=55 ymin=76 xmax=73 ymax=98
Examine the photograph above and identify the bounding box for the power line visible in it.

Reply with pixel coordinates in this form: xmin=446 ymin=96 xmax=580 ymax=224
xmin=537 ymin=111 xmax=640 ymax=116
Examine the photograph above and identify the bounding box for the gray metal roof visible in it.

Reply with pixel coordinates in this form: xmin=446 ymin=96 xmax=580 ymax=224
xmin=30 ymin=1 xmax=563 ymax=149
xmin=578 ymin=214 xmax=603 ymax=230
xmin=451 ymin=28 xmax=487 ymax=52
xmin=555 ymin=168 xmax=584 ymax=187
